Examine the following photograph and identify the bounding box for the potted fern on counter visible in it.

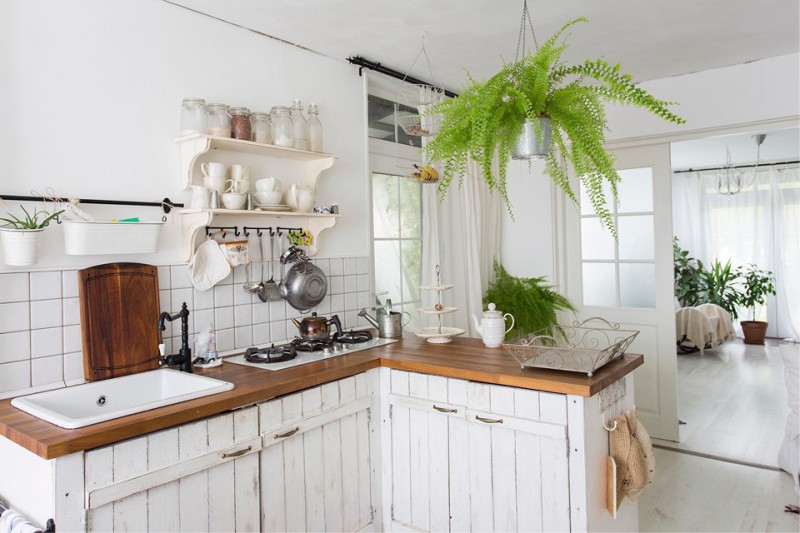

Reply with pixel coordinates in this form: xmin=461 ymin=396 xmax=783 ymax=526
xmin=424 ymin=17 xmax=686 ymax=234
xmin=0 ymin=204 xmax=62 ymax=266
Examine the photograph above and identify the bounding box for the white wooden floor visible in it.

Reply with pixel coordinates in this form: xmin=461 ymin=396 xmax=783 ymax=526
xmin=638 ymin=339 xmax=800 ymax=532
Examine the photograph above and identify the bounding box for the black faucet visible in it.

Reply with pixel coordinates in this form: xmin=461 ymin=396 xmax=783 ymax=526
xmin=157 ymin=302 xmax=193 ymax=373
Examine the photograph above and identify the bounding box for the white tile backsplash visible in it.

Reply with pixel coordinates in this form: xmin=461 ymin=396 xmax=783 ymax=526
xmin=0 ymin=273 xmax=29 ymax=303
xmin=30 ymin=299 xmax=62 ymax=329
xmin=30 ymin=271 xmax=61 ymax=301
xmin=0 ymin=256 xmax=372 ymax=396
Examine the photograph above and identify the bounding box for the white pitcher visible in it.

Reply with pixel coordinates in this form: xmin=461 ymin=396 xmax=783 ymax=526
xmin=285 ymin=184 xmax=315 ymax=213
xmin=471 ymin=303 xmax=515 ymax=348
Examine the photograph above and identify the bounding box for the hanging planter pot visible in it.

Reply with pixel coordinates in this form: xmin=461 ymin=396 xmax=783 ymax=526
xmin=0 ymin=227 xmax=44 ymax=267
xmin=512 ymin=116 xmax=552 ymax=160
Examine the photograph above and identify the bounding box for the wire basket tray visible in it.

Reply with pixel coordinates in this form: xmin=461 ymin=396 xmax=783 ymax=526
xmin=502 ymin=317 xmax=639 ymax=377
xmin=397 ymin=113 xmax=436 ymax=137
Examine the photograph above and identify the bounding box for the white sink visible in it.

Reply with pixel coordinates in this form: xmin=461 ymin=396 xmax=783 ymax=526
xmin=11 ymin=369 xmax=234 ymax=429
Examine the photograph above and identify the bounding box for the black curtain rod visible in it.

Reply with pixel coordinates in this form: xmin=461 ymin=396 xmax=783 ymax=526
xmin=0 ymin=195 xmax=183 ymax=213
xmin=347 ymin=56 xmax=458 ymax=99
xmin=672 ymin=159 xmax=800 ymax=174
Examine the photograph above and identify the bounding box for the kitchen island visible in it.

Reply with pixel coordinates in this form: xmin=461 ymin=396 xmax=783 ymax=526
xmin=0 ymin=335 xmax=642 ymax=532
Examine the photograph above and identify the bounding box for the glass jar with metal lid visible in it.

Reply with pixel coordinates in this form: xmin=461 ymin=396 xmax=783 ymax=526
xmin=270 ymin=106 xmax=294 ymax=147
xmin=207 ymin=103 xmax=231 ymax=137
xmin=230 ymin=107 xmax=252 ymax=140
xmin=180 ymin=98 xmax=207 ymax=135
xmin=251 ymin=112 xmax=271 ymax=144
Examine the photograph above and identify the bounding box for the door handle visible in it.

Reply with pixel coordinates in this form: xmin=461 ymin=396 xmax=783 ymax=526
xmin=221 ymin=445 xmax=252 ymax=459
xmin=475 ymin=415 xmax=504 ymax=424
xmin=274 ymin=427 xmax=300 ymax=439
xmin=433 ymin=405 xmax=458 ymax=413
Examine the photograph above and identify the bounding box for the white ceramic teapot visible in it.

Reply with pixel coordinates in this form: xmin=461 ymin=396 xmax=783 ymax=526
xmin=471 ymin=303 xmax=515 ymax=348
xmin=285 ymin=184 xmax=315 ymax=213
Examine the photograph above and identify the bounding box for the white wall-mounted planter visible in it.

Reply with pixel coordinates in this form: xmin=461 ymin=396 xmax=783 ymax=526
xmin=0 ymin=227 xmax=43 ymax=266
xmin=62 ymin=220 xmax=164 ymax=255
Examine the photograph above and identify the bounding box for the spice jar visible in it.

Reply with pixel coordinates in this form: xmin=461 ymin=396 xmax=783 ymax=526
xmin=251 ymin=112 xmax=271 ymax=144
xmin=270 ymin=106 xmax=294 ymax=147
xmin=207 ymin=103 xmax=231 ymax=137
xmin=230 ymin=107 xmax=252 ymax=140
xmin=180 ymin=98 xmax=207 ymax=135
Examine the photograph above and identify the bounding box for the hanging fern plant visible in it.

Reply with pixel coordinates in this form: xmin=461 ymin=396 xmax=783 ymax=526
xmin=423 ymin=18 xmax=686 ymax=234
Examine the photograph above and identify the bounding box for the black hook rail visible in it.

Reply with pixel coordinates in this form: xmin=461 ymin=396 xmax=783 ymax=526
xmin=1 ymin=194 xmax=183 ymax=214
xmin=242 ymin=225 xmax=273 ymax=237
xmin=206 ymin=225 xmax=305 ymax=239
xmin=205 ymin=226 xmax=240 ymax=239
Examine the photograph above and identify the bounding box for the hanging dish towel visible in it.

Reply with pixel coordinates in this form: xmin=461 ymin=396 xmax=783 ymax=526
xmin=624 ymin=408 xmax=656 ymax=500
xmin=187 ymin=238 xmax=231 ymax=291
xmin=610 ymin=412 xmax=648 ymax=509
xmin=0 ymin=509 xmax=40 ymax=533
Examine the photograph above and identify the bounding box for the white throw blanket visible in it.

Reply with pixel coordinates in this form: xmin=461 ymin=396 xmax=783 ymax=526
xmin=675 ymin=307 xmax=715 ymax=355
xmin=696 ymin=303 xmax=737 ymax=343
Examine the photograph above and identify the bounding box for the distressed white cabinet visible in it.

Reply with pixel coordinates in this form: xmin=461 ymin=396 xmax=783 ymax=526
xmin=258 ymin=373 xmax=374 ymax=532
xmin=84 ymin=406 xmax=261 ymax=532
xmin=386 ymin=370 xmax=571 ymax=532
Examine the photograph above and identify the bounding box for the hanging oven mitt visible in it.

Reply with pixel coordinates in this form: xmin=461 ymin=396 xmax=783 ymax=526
xmin=188 ymin=238 xmax=230 ymax=291
xmin=624 ymin=408 xmax=656 ymax=500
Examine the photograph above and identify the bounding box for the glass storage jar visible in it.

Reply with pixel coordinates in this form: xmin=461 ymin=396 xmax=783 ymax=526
xmin=230 ymin=107 xmax=252 ymax=140
xmin=207 ymin=103 xmax=231 ymax=137
xmin=251 ymin=112 xmax=271 ymax=144
xmin=290 ymin=99 xmax=308 ymax=150
xmin=306 ymin=102 xmax=323 ymax=152
xmin=270 ymin=106 xmax=294 ymax=147
xmin=180 ymin=98 xmax=207 ymax=135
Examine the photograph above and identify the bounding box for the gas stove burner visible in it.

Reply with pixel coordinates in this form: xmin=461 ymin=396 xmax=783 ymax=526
xmin=290 ymin=337 xmax=334 ymax=352
xmin=244 ymin=344 xmax=297 ymax=363
xmin=334 ymin=330 xmax=374 ymax=344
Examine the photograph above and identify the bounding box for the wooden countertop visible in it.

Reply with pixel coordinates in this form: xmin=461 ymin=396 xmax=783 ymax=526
xmin=0 ymin=335 xmax=642 ymax=459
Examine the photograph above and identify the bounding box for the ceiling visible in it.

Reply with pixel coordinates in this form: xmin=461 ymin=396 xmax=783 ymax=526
xmin=167 ymin=0 xmax=799 ymax=93
xmin=671 ymin=127 xmax=799 ymax=170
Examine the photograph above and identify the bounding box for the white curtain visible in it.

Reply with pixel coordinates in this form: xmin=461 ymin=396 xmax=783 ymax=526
xmin=672 ymin=165 xmax=800 ymax=340
xmin=421 ymin=159 xmax=502 ymax=336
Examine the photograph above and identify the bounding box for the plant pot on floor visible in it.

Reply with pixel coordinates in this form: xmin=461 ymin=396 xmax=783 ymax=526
xmin=741 ymin=320 xmax=769 ymax=345
xmin=0 ymin=227 xmax=43 ymax=267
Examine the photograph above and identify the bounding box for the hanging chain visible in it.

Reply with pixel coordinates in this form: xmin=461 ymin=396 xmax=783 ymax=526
xmin=515 ymin=0 xmax=539 ymax=62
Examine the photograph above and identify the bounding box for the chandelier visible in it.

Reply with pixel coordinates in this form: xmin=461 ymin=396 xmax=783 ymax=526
xmin=715 ymin=134 xmax=766 ymax=195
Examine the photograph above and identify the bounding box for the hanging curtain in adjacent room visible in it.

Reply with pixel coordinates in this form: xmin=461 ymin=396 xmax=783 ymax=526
xmin=672 ymin=165 xmax=800 ymax=341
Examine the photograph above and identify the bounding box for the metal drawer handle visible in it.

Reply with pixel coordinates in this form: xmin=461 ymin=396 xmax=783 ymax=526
xmin=221 ymin=445 xmax=252 ymax=459
xmin=475 ymin=415 xmax=504 ymax=424
xmin=433 ymin=405 xmax=458 ymax=413
xmin=274 ymin=427 xmax=300 ymax=439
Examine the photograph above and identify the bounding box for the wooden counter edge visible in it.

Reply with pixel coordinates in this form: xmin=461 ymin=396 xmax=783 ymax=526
xmin=0 ymin=351 xmax=643 ymax=460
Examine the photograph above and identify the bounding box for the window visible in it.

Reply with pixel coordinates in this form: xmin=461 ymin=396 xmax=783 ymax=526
xmin=580 ymin=168 xmax=657 ymax=308
xmin=372 ymin=172 xmax=422 ymax=323
xmin=367 ymin=94 xmax=422 ymax=148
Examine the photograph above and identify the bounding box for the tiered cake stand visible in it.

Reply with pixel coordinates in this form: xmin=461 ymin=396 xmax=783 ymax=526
xmin=416 ymin=265 xmax=465 ymax=344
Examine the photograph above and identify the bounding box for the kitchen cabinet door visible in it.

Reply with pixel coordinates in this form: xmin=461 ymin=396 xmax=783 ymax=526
xmin=387 ymin=370 xmax=571 ymax=532
xmin=84 ymin=406 xmax=261 ymax=532
xmin=259 ymin=374 xmax=373 ymax=533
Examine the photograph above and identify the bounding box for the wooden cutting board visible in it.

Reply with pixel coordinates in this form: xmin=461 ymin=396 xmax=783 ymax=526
xmin=79 ymin=263 xmax=161 ymax=381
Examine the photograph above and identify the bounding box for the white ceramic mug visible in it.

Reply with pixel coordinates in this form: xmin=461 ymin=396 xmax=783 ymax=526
xmin=190 ymin=185 xmax=211 ymax=209
xmin=203 ymin=175 xmax=226 ymax=195
xmin=229 ymin=165 xmax=250 ymax=193
xmin=201 ymin=161 xmax=226 ymax=179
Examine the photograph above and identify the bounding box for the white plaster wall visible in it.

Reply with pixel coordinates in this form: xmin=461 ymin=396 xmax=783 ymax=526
xmin=0 ymin=0 xmax=369 ymax=272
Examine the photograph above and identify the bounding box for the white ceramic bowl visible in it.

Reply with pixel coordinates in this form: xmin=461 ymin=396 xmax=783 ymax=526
xmin=255 ymin=191 xmax=283 ymax=205
xmin=255 ymin=177 xmax=281 ymax=192
xmin=220 ymin=193 xmax=246 ymax=210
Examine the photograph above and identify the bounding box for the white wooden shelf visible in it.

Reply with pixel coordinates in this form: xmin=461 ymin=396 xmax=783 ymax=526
xmin=176 ymin=208 xmax=338 ymax=260
xmin=174 ymin=134 xmax=336 ymax=191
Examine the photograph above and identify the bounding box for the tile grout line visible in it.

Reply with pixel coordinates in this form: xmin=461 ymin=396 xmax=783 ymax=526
xmin=652 ymin=442 xmax=783 ymax=472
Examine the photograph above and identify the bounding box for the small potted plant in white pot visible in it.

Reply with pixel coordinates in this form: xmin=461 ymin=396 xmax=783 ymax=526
xmin=738 ymin=264 xmax=777 ymax=345
xmin=0 ymin=204 xmax=63 ymax=266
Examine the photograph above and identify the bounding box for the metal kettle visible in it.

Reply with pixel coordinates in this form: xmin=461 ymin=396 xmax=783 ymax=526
xmin=291 ymin=312 xmax=342 ymax=340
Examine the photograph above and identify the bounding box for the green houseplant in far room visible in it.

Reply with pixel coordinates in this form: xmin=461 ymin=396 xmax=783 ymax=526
xmin=738 ymin=264 xmax=777 ymax=345
xmin=423 ymin=17 xmax=686 ymax=235
xmin=483 ymin=261 xmax=575 ymax=341
xmin=673 ymin=237 xmax=705 ymax=307
xmin=699 ymin=259 xmax=743 ymax=320
xmin=0 ymin=204 xmax=63 ymax=267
